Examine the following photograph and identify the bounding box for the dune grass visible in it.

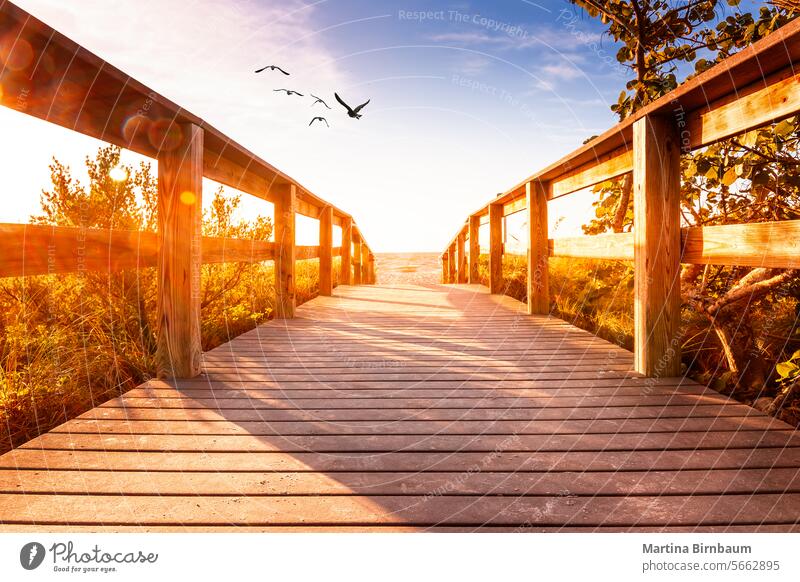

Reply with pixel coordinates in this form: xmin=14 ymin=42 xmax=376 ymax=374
xmin=0 ymin=259 xmax=334 ymax=453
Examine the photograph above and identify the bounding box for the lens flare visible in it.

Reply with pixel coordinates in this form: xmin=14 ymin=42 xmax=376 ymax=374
xmin=180 ymin=191 xmax=196 ymax=205
xmin=109 ymin=166 xmax=128 ymax=182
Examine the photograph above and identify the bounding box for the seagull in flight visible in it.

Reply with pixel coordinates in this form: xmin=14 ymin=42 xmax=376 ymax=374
xmin=309 ymin=117 xmax=329 ymax=127
xmin=255 ymin=65 xmax=289 ymax=75
xmin=310 ymin=94 xmax=331 ymax=109
xmin=274 ymin=89 xmax=304 ymax=97
xmin=335 ymin=93 xmax=370 ymax=119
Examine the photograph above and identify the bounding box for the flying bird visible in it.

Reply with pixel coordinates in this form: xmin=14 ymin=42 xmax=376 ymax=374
xmin=255 ymin=65 xmax=289 ymax=75
xmin=335 ymin=93 xmax=370 ymax=119
xmin=310 ymin=94 xmax=331 ymax=109
xmin=309 ymin=117 xmax=329 ymax=127
xmin=274 ymin=89 xmax=304 ymax=97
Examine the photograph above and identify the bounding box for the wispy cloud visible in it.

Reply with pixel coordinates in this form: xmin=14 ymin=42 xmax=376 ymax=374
xmin=430 ymin=26 xmax=603 ymax=52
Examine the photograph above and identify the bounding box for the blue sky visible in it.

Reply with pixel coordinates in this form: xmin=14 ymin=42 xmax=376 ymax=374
xmin=0 ymin=1 xmax=741 ymax=250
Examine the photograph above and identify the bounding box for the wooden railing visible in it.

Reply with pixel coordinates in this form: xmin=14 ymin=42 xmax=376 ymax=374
xmin=441 ymin=17 xmax=800 ymax=378
xmin=0 ymin=1 xmax=375 ymax=378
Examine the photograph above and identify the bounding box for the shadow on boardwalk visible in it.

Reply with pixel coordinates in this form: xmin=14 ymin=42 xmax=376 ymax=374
xmin=1 ymin=284 xmax=800 ymax=531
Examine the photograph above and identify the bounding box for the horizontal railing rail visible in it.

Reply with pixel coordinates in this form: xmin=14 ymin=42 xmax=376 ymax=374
xmin=0 ymin=1 xmax=375 ymax=378
xmin=441 ymin=16 xmax=800 ymax=378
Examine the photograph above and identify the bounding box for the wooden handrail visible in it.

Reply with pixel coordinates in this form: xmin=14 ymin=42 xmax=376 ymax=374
xmin=442 ymin=18 xmax=800 ymax=379
xmin=0 ymin=1 xmax=374 ymax=378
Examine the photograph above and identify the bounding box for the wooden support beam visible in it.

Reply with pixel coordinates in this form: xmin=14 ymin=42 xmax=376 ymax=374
xmin=274 ymin=184 xmax=296 ymax=319
xmin=340 ymin=217 xmax=352 ymax=285
xmin=319 ymin=205 xmax=333 ymax=296
xmin=368 ymin=253 xmax=376 ymax=284
xmin=361 ymin=249 xmax=370 ymax=285
xmin=353 ymin=234 xmax=363 ymax=285
xmin=468 ymin=215 xmax=480 ymax=283
xmin=456 ymin=231 xmax=467 ymax=284
xmin=156 ymin=123 xmax=203 ymax=379
xmin=488 ymin=202 xmax=503 ymax=294
xmin=527 ymin=181 xmax=549 ymax=315
xmin=441 ymin=254 xmax=449 ymax=284
xmin=447 ymin=245 xmax=456 ymax=284
xmin=633 ymin=115 xmax=682 ymax=377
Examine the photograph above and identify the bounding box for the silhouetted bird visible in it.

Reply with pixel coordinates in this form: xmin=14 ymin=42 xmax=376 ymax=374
xmin=274 ymin=89 xmax=304 ymax=97
xmin=311 ymin=94 xmax=331 ymax=109
xmin=309 ymin=117 xmax=329 ymax=127
xmin=335 ymin=93 xmax=370 ymax=119
xmin=255 ymin=65 xmax=289 ymax=75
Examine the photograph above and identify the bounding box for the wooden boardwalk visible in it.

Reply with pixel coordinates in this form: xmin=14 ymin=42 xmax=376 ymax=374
xmin=1 ymin=284 xmax=800 ymax=532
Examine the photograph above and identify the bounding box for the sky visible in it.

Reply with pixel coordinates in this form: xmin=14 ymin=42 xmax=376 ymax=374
xmin=0 ymin=0 xmax=708 ymax=250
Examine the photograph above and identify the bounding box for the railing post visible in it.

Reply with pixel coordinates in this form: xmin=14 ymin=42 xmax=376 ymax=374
xmin=447 ymin=245 xmax=456 ymax=283
xmin=456 ymin=230 xmax=467 ymax=284
xmin=341 ymin=217 xmax=352 ymax=285
xmin=274 ymin=183 xmax=296 ymax=318
xmin=488 ymin=202 xmax=503 ymax=294
xmin=156 ymin=123 xmax=203 ymax=379
xmin=441 ymin=254 xmax=449 ymax=283
xmin=353 ymin=232 xmax=363 ymax=285
xmin=368 ymin=253 xmax=375 ymax=284
xmin=468 ymin=214 xmax=480 ymax=284
xmin=527 ymin=180 xmax=549 ymax=315
xmin=361 ymin=248 xmax=369 ymax=284
xmin=319 ymin=205 xmax=333 ymax=296
xmin=633 ymin=114 xmax=682 ymax=377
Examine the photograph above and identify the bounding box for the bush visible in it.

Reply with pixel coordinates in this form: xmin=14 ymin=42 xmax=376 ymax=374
xmin=0 ymin=146 xmax=330 ymax=452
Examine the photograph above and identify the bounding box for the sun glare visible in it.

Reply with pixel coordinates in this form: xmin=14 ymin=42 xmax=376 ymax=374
xmin=109 ymin=166 xmax=128 ymax=182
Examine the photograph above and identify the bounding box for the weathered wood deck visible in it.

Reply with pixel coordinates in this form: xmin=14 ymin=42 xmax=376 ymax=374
xmin=1 ymin=284 xmax=799 ymax=532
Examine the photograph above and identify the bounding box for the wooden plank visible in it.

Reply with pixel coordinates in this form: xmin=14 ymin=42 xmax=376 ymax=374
xmin=274 ymin=184 xmax=296 ymax=318
xmin=319 ymin=205 xmax=333 ymax=295
xmin=686 ymin=65 xmax=800 ymax=150
xmin=5 ymin=447 xmax=800 ymax=473
xmin=103 ymin=392 xmax=734 ymax=408
xmin=27 ymin=429 xmax=798 ymax=453
xmin=503 ymin=194 xmax=527 ymax=217
xmin=682 ymin=220 xmax=800 ymax=268
xmin=0 ymin=223 xmax=158 ymax=276
xmin=550 ymin=148 xmax=632 ymax=199
xmin=340 ymin=217 xmax=352 ymax=285
xmin=489 ymin=202 xmax=503 ymax=294
xmin=456 ymin=231 xmax=467 ymax=283
xmin=527 ymin=181 xmax=549 ymax=314
xmin=2 ymin=468 xmax=798 ymax=497
xmin=155 ymin=123 xmax=203 ymax=379
xmin=80 ymin=403 xmax=758 ymax=422
xmin=60 ymin=415 xmax=784 ymax=436
xmin=202 ymin=237 xmax=274 ymax=263
xmin=0 ymin=493 xmax=798 ymax=527
xmin=468 ymin=215 xmax=480 ymax=283
xmin=0 ymin=225 xmax=277 ymax=277
xmin=633 ymin=115 xmax=682 ymax=377
xmin=550 ymin=232 xmax=634 ymax=261
xmin=295 ymin=246 xmax=320 ymax=260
